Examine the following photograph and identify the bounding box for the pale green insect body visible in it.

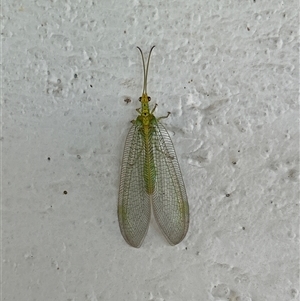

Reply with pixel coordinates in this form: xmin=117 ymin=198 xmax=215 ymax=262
xmin=118 ymin=46 xmax=189 ymax=248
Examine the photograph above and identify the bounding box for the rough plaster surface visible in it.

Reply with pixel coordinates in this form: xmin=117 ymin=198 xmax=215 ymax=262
xmin=2 ymin=1 xmax=299 ymax=300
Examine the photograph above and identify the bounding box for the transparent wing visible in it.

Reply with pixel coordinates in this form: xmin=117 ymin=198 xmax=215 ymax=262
xmin=152 ymin=121 xmax=189 ymax=245
xmin=118 ymin=123 xmax=151 ymax=248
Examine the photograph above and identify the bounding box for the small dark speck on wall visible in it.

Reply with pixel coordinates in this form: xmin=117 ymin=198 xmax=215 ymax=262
xmin=226 ymin=193 xmax=230 ymax=197
xmin=63 ymin=190 xmax=68 ymax=195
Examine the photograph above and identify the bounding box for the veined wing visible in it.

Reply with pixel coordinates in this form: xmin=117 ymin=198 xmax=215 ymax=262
xmin=118 ymin=123 xmax=151 ymax=248
xmin=152 ymin=121 xmax=189 ymax=245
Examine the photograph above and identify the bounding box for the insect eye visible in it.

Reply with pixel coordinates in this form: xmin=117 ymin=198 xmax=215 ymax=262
xmin=148 ymin=96 xmax=151 ymax=101
xmin=139 ymin=97 xmax=142 ymax=102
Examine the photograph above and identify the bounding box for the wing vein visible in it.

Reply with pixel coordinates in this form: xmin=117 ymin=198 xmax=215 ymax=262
xmin=118 ymin=124 xmax=151 ymax=248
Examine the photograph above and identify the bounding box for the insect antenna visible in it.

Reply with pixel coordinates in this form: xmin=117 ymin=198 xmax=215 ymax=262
xmin=137 ymin=46 xmax=155 ymax=95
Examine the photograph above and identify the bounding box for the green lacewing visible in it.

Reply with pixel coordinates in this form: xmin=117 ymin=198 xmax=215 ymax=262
xmin=118 ymin=46 xmax=189 ymax=248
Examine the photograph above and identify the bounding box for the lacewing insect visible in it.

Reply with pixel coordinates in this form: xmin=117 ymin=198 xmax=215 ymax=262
xmin=118 ymin=46 xmax=189 ymax=248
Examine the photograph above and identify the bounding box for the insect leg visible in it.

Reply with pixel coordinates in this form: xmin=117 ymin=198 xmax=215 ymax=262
xmin=151 ymin=104 xmax=158 ymax=113
xmin=151 ymin=103 xmax=171 ymax=120
xmin=157 ymin=112 xmax=171 ymax=121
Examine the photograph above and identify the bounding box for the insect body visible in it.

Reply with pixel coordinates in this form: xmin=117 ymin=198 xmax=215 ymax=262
xmin=118 ymin=46 xmax=189 ymax=248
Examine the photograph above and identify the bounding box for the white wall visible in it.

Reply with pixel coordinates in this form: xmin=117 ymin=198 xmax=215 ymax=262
xmin=2 ymin=0 xmax=299 ymax=300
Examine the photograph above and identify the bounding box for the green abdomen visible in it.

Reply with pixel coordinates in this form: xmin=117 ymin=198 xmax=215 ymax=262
xmin=143 ymin=131 xmax=156 ymax=195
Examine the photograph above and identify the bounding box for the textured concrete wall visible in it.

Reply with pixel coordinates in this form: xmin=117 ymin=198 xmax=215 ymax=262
xmin=3 ymin=0 xmax=299 ymax=300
